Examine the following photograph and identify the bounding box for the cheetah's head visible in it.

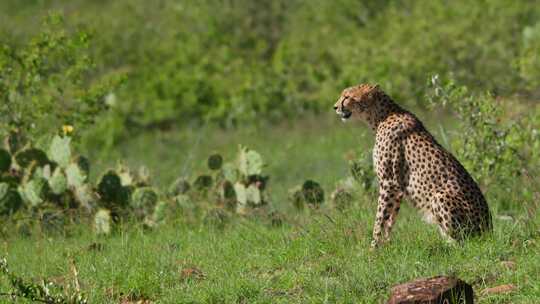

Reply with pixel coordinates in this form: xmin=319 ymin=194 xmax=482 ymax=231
xmin=334 ymin=83 xmax=381 ymax=122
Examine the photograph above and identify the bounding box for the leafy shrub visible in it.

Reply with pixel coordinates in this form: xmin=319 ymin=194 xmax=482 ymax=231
xmin=3 ymin=1 xmax=539 ymax=138
xmin=0 ymin=12 xmax=122 ymax=140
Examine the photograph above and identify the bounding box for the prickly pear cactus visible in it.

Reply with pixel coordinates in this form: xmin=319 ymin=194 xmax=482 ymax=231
xmin=48 ymin=135 xmax=71 ymax=168
xmin=14 ymin=148 xmax=49 ymax=168
xmin=207 ymin=153 xmax=223 ymax=170
xmin=19 ymin=177 xmax=50 ymax=207
xmin=302 ymin=180 xmax=324 ymax=206
xmin=169 ymin=178 xmax=190 ymax=196
xmin=0 ymin=149 xmax=11 ymax=173
xmin=74 ymin=156 xmax=90 ymax=176
xmin=288 ymin=185 xmax=304 ymax=211
xmin=246 ymin=184 xmax=262 ymax=206
xmin=131 ymin=187 xmax=158 ymax=217
xmin=137 ymin=166 xmax=151 ymax=186
xmin=219 ymin=180 xmax=236 ymax=210
xmin=238 ymin=146 xmax=263 ymax=177
xmin=234 ymin=182 xmax=247 ymax=206
xmin=0 ymin=182 xmax=23 ymax=215
xmin=73 ymin=184 xmax=96 ymax=211
xmin=116 ymin=164 xmax=134 ymax=186
xmin=48 ymin=167 xmax=68 ymax=195
xmin=94 ymin=208 xmax=112 ymax=235
xmin=66 ymin=162 xmax=87 ymax=188
xmin=194 ymin=175 xmax=213 ymax=191
xmin=97 ymin=170 xmax=128 ymax=206
xmin=4 ymin=130 xmax=25 ymax=154
xmin=331 ymin=187 xmax=354 ymax=211
xmin=221 ymin=162 xmax=238 ymax=183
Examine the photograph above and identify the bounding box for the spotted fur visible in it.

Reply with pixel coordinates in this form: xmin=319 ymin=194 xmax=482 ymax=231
xmin=334 ymin=84 xmax=492 ymax=247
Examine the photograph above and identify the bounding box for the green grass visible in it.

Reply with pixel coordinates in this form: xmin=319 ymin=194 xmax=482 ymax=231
xmin=2 ymin=113 xmax=540 ymax=303
xmin=2 ymin=205 xmax=539 ymax=303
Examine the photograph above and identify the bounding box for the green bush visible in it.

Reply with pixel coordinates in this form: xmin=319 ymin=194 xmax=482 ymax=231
xmin=2 ymin=1 xmax=538 ymax=138
xmin=0 ymin=12 xmax=122 ymax=140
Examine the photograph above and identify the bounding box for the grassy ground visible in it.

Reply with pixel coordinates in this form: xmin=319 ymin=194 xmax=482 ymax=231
xmin=2 ymin=205 xmax=539 ymax=303
xmin=2 ymin=113 xmax=539 ymax=303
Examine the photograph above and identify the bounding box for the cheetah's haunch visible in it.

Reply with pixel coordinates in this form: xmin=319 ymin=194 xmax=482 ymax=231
xmin=334 ymin=84 xmax=492 ymax=248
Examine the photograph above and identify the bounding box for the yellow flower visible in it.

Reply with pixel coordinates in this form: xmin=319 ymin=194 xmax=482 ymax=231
xmin=62 ymin=125 xmax=74 ymax=135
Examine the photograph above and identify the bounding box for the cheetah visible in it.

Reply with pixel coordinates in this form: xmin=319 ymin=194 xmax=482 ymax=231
xmin=334 ymin=84 xmax=492 ymax=248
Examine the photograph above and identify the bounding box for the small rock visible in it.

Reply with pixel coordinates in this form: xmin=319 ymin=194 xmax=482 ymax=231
xmin=481 ymin=284 xmax=516 ymax=295
xmin=500 ymin=261 xmax=516 ymax=270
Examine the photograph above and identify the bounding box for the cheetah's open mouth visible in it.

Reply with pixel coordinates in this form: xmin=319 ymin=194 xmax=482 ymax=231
xmin=340 ymin=109 xmax=352 ymax=121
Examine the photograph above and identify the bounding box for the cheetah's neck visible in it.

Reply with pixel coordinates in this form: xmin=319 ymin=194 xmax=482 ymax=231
xmin=365 ymin=96 xmax=405 ymax=131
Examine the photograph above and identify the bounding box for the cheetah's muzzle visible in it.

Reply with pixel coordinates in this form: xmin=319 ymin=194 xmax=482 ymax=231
xmin=339 ymin=109 xmax=352 ymax=121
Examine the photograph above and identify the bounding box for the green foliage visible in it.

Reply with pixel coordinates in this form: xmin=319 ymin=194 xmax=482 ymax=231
xmin=0 ymin=12 xmax=122 ymax=139
xmin=427 ymin=76 xmax=525 ymax=187
xmin=349 ymin=154 xmax=377 ymax=193
xmin=0 ymin=257 xmax=88 ymax=303
xmin=0 ymin=1 xmax=537 ymax=144
xmin=518 ymin=22 xmax=540 ymax=89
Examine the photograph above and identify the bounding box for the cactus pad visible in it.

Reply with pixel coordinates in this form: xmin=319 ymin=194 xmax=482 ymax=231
xmin=0 ymin=183 xmax=23 ymax=215
xmin=49 ymin=167 xmax=68 ymax=195
xmin=48 ymin=135 xmax=72 ymax=168
xmin=131 ymin=187 xmax=158 ymax=216
xmin=207 ymin=153 xmax=223 ymax=170
xmin=194 ymin=175 xmax=213 ymax=190
xmin=97 ymin=170 xmax=125 ymax=204
xmin=169 ymin=178 xmax=191 ymax=196
xmin=15 ymin=148 xmax=49 ymax=168
xmin=94 ymin=209 xmax=112 ymax=235
xmin=288 ymin=186 xmax=304 ymax=211
xmin=238 ymin=146 xmax=263 ymax=176
xmin=66 ymin=162 xmax=87 ymax=188
xmin=331 ymin=188 xmax=354 ymax=211
xmin=19 ymin=177 xmax=49 ymax=207
xmin=302 ymin=180 xmax=324 ymax=206
xmin=0 ymin=149 xmax=11 ymax=173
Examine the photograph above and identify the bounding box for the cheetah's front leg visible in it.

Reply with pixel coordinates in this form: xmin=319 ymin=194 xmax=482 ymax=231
xmin=371 ymin=182 xmax=402 ymax=248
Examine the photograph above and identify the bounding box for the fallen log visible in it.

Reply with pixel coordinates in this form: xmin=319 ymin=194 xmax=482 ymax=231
xmin=387 ymin=276 xmax=474 ymax=304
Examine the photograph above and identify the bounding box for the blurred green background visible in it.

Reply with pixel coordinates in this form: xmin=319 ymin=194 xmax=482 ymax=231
xmin=2 ymin=0 xmax=539 ymax=131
